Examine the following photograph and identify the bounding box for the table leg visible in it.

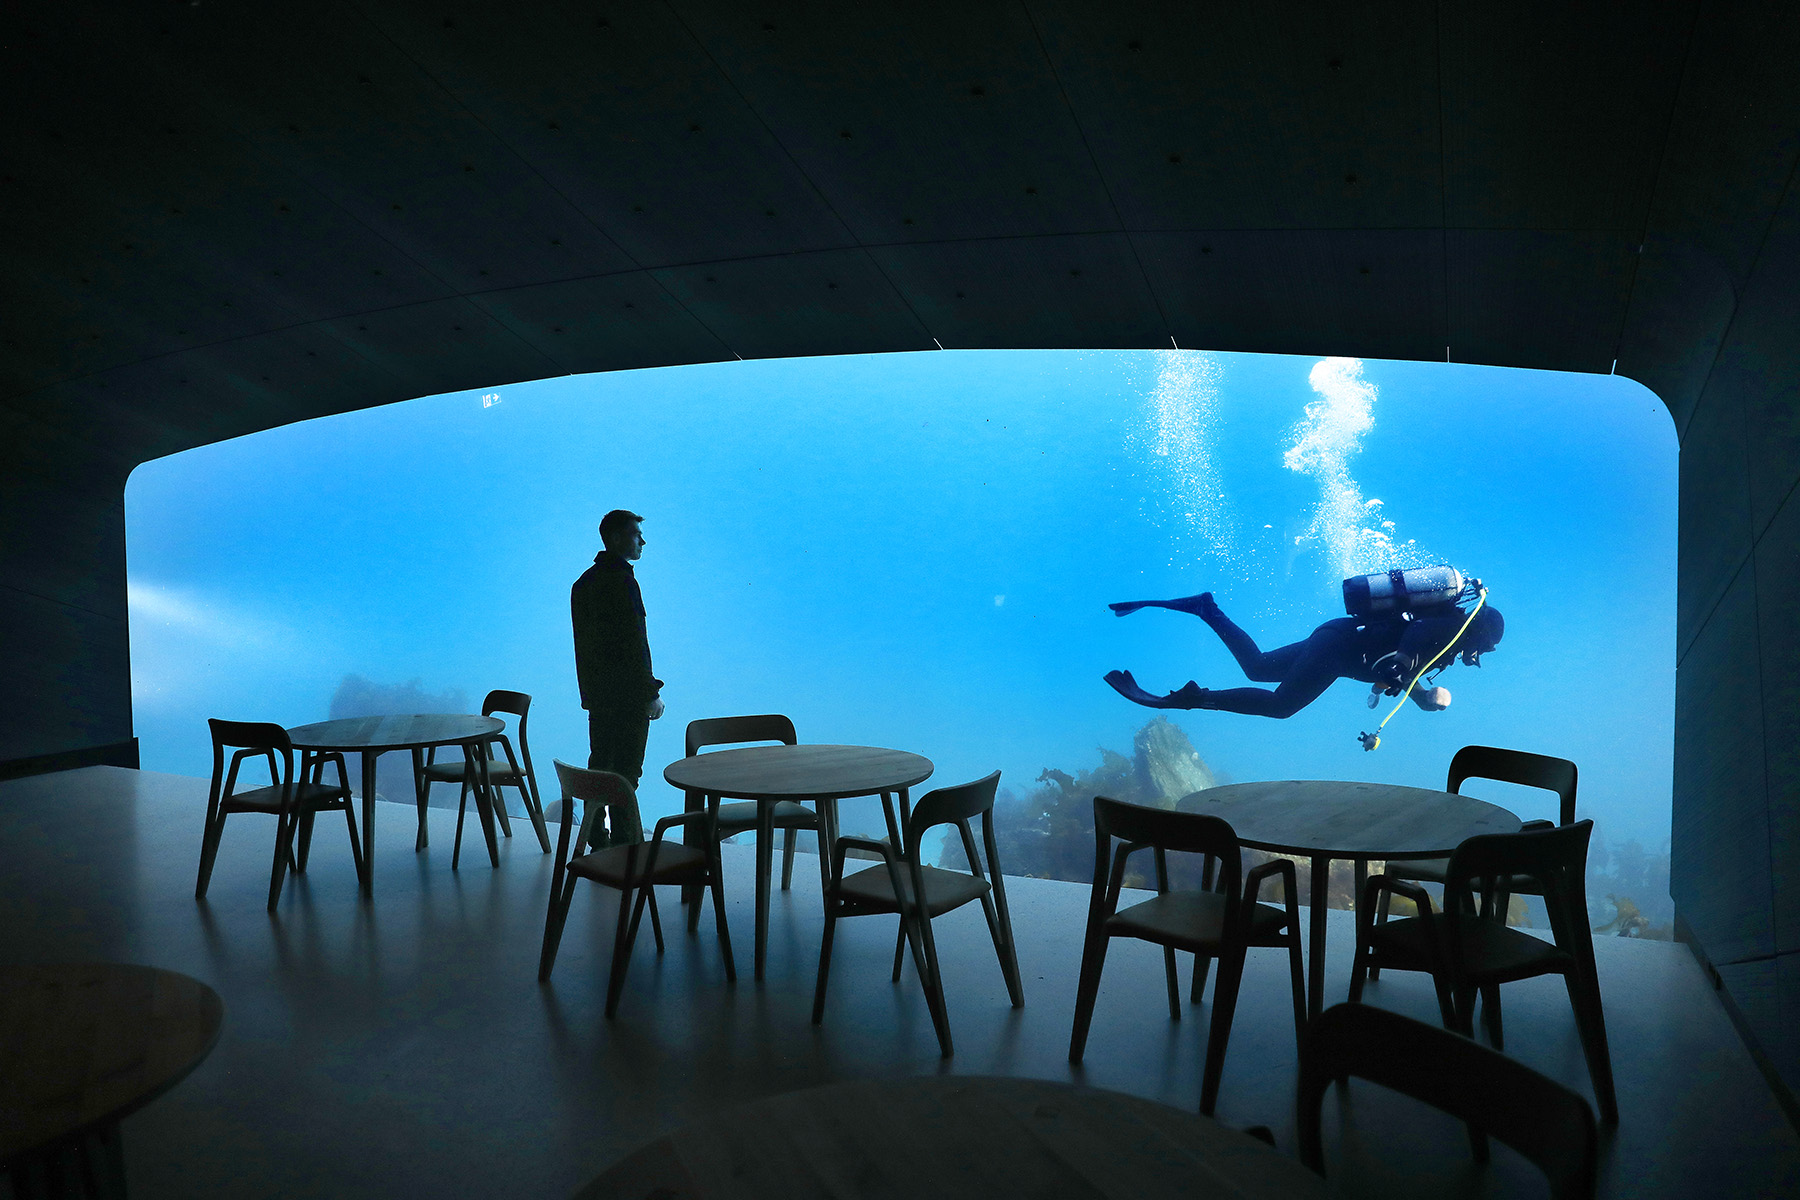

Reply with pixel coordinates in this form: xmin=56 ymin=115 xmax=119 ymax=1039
xmin=468 ymin=741 xmax=501 ymax=868
xmin=754 ymin=797 xmax=775 ymax=981
xmin=682 ymin=788 xmax=702 ymax=909
xmin=412 ymin=747 xmax=429 ymax=851
xmin=815 ymin=797 xmax=839 ymax=893
xmin=361 ymin=751 xmax=380 ymax=896
xmin=1308 ymin=853 xmax=1330 ymax=1019
xmin=880 ymin=791 xmax=905 ymax=851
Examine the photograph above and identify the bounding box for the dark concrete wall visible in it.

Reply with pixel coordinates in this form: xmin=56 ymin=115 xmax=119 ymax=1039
xmin=0 ymin=416 xmax=133 ymax=764
xmin=1670 ymin=174 xmax=1800 ymax=1102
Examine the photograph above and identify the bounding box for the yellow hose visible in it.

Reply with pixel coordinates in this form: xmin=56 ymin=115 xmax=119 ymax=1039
xmin=1359 ymin=587 xmax=1488 ymax=752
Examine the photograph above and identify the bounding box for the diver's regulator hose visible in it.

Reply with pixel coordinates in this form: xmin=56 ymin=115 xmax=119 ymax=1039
xmin=1358 ymin=586 xmax=1488 ymax=752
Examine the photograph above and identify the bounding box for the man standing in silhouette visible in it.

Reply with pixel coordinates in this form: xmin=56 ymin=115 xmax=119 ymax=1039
xmin=572 ymin=509 xmax=663 ymax=844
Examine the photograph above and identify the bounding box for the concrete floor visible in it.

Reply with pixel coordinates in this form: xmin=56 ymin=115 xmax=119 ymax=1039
xmin=0 ymin=766 xmax=1795 ymax=1198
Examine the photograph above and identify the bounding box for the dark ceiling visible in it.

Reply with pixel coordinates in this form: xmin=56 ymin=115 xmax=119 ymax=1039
xmin=6 ymin=1 xmax=1797 ymax=474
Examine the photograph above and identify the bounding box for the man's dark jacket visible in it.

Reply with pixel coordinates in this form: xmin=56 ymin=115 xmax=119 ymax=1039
xmin=571 ymin=550 xmax=661 ymax=711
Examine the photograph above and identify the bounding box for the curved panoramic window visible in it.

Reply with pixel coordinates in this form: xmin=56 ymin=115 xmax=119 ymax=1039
xmin=126 ymin=349 xmax=1676 ymax=933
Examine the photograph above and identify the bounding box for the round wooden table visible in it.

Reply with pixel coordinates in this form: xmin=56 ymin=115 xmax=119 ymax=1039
xmin=0 ymin=964 xmax=223 ymax=1197
xmin=287 ymin=713 xmax=506 ymax=893
xmin=574 ymin=1075 xmax=1326 ymax=1199
xmin=664 ymin=745 xmax=934 ymax=980
xmin=1182 ymin=780 xmax=1521 ymax=1017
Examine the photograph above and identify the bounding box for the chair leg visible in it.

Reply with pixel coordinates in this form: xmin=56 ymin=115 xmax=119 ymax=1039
xmin=1068 ymin=931 xmax=1112 ymax=1062
xmin=295 ymin=808 xmax=317 ymax=872
xmin=1481 ymin=982 xmax=1505 ymax=1048
xmin=603 ymin=883 xmax=641 ymax=1019
xmin=1162 ymin=947 xmax=1184 ymax=1020
xmin=812 ymin=906 xmax=840 ymax=1024
xmin=1347 ymin=942 xmax=1371 ymax=1004
xmin=687 ymin=854 xmax=707 ymax=933
xmin=1368 ymin=886 xmax=1393 ymax=983
xmin=195 ymin=815 xmax=226 ymax=899
xmin=915 ymin=911 xmax=954 ymax=1058
xmin=1566 ymin=969 xmax=1620 ymax=1124
xmin=645 ymin=887 xmax=665 ymax=952
xmin=781 ymin=826 xmax=797 ymax=890
xmin=975 ymin=881 xmax=1025 ymax=1008
xmin=1191 ymin=954 xmax=1213 ymax=1005
xmin=538 ymin=872 xmax=579 ymax=981
xmin=342 ymin=800 xmax=366 ymax=889
xmin=891 ymin=924 xmax=908 ymax=982
xmin=521 ymin=771 xmax=551 ymax=853
xmin=1199 ymin=947 xmax=1249 ymax=1116
xmin=451 ymin=777 xmax=471 ymax=870
xmin=708 ymin=860 xmax=736 ymax=982
xmin=267 ymin=811 xmax=297 ymax=912
xmin=1450 ymin=983 xmax=1478 ymax=1036
xmin=625 ymin=883 xmax=657 ymax=955
xmin=491 ymin=778 xmax=514 ymax=838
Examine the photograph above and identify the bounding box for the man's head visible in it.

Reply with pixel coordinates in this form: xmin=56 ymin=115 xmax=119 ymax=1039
xmin=599 ymin=509 xmax=646 ymax=561
xmin=1459 ymin=606 xmax=1504 ymax=666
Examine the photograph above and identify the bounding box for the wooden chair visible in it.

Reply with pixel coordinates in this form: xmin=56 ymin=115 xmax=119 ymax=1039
xmin=538 ymin=761 xmax=734 ymax=1017
xmin=812 ymin=771 xmax=1022 ymax=1057
xmin=1298 ymin=1002 xmax=1598 ymax=1199
xmin=413 ymin=689 xmax=551 ymax=864
xmin=1350 ymin=820 xmax=1618 ymax=1124
xmin=196 ymin=719 xmax=365 ymax=910
xmin=1068 ymin=797 xmax=1305 ymax=1115
xmin=1372 ymin=745 xmax=1577 ymax=960
xmin=684 ymin=713 xmax=817 ymax=894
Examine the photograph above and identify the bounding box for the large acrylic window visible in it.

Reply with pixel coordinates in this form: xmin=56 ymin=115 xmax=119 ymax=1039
xmin=126 ymin=350 xmax=1676 ymax=933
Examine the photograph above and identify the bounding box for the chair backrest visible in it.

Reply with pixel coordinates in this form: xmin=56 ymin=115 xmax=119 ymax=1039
xmin=1298 ymin=1002 xmax=1597 ymax=1200
xmin=482 ymin=689 xmax=530 ymax=721
xmin=1444 ymin=820 xmax=1592 ymax=907
xmin=686 ymin=714 xmax=797 ymax=757
xmin=553 ymin=760 xmax=635 ymax=817
xmin=1448 ymin=745 xmax=1578 ymax=826
xmin=1091 ymin=796 xmax=1243 ymax=896
xmin=208 ymin=718 xmax=295 ymax=796
xmin=482 ymin=690 xmax=533 ymax=771
xmin=208 ymin=719 xmax=292 ymax=753
xmin=905 ymin=771 xmax=1002 ymax=850
xmin=553 ymin=760 xmax=638 ymax=855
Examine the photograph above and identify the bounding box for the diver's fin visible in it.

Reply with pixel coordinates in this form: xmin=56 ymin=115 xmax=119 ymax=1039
xmin=1108 ymin=592 xmax=1219 ymax=619
xmin=1104 ymin=670 xmax=1163 ymax=705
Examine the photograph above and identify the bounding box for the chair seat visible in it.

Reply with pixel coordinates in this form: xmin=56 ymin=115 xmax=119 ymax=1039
xmin=1106 ymin=890 xmax=1291 ymax=951
xmin=220 ymin=781 xmax=350 ymax=814
xmin=567 ymin=841 xmax=711 ymax=888
xmin=1370 ymin=913 xmax=1574 ymax=983
xmin=836 ymin=863 xmax=990 ymax=918
xmin=714 ymin=799 xmax=816 ymax=837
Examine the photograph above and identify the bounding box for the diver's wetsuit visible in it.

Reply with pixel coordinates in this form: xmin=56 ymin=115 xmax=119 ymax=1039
xmin=1107 ymin=594 xmax=1471 ymax=719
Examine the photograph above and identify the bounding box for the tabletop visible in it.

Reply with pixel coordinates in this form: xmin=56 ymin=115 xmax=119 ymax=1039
xmin=663 ymin=744 xmax=934 ymax=800
xmin=0 ymin=963 xmax=224 ymax=1160
xmin=1184 ymin=779 xmax=1522 ymax=859
xmin=286 ymin=713 xmax=504 ymax=753
xmin=573 ymin=1075 xmax=1326 ymax=1200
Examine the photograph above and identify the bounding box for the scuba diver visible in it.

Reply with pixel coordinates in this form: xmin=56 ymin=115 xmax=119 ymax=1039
xmin=1104 ymin=568 xmax=1503 ymax=723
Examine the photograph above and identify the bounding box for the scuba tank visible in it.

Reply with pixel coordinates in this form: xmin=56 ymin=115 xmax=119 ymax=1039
xmin=1342 ymin=565 xmax=1466 ymax=618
